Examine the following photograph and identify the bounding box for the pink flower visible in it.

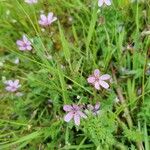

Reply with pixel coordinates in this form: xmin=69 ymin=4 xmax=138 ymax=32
xmin=25 ymin=0 xmax=38 ymax=4
xmin=87 ymin=102 xmax=100 ymax=115
xmin=16 ymin=35 xmax=32 ymax=51
xmin=5 ymin=80 xmax=21 ymax=92
xmin=38 ymin=12 xmax=57 ymax=27
xmin=63 ymin=104 xmax=87 ymax=126
xmin=87 ymin=69 xmax=111 ymax=90
xmin=98 ymin=0 xmax=111 ymax=7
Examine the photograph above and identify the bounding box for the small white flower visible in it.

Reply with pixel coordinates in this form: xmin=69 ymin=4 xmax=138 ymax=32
xmin=68 ymin=85 xmax=72 ymax=89
xmin=77 ymin=95 xmax=81 ymax=99
xmin=14 ymin=58 xmax=19 ymax=64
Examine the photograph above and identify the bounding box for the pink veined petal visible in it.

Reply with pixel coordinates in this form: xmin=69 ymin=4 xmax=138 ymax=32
xmin=64 ymin=112 xmax=74 ymax=122
xmin=16 ymin=40 xmax=24 ymax=46
xmin=27 ymin=46 xmax=32 ymax=50
xmin=72 ymin=104 xmax=80 ymax=110
xmin=74 ymin=114 xmax=80 ymax=126
xmin=87 ymin=76 xmax=95 ymax=84
xmin=99 ymin=80 xmax=109 ymax=89
xmin=104 ymin=0 xmax=111 ymax=6
xmin=48 ymin=12 xmax=53 ymax=22
xmin=5 ymin=86 xmax=12 ymax=91
xmin=63 ymin=105 xmax=73 ymax=112
xmin=95 ymin=102 xmax=100 ymax=110
xmin=98 ymin=0 xmax=104 ymax=7
xmin=40 ymin=14 xmax=47 ymax=21
xmin=94 ymin=81 xmax=100 ymax=90
xmin=13 ymin=80 xmax=21 ymax=88
xmin=100 ymin=74 xmax=111 ymax=80
xmin=94 ymin=69 xmax=100 ymax=77
xmin=6 ymin=86 xmax=17 ymax=92
xmin=26 ymin=40 xmax=31 ymax=45
xmin=10 ymin=88 xmax=17 ymax=92
xmin=78 ymin=111 xmax=87 ymax=119
xmin=5 ymin=80 xmax=13 ymax=85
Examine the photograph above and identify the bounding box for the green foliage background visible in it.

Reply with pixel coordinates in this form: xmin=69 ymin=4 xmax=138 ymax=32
xmin=0 ymin=0 xmax=150 ymax=149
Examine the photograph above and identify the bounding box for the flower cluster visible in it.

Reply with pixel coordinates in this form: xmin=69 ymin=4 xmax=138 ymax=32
xmin=87 ymin=69 xmax=111 ymax=90
xmin=5 ymin=80 xmax=21 ymax=92
xmin=63 ymin=102 xmax=101 ymax=126
xmin=63 ymin=104 xmax=87 ymax=126
xmin=38 ymin=12 xmax=57 ymax=27
xmin=16 ymin=35 xmax=32 ymax=51
xmin=63 ymin=68 xmax=111 ymax=126
xmin=87 ymin=102 xmax=100 ymax=115
xmin=6 ymin=0 xmax=112 ymax=127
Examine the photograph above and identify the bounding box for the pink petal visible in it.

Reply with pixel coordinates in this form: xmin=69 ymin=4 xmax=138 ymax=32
xmin=99 ymin=80 xmax=109 ymax=89
xmin=78 ymin=111 xmax=87 ymax=119
xmin=94 ymin=69 xmax=100 ymax=77
xmin=105 ymin=0 xmax=111 ymax=6
xmin=64 ymin=112 xmax=74 ymax=122
xmin=38 ymin=20 xmax=46 ymax=26
xmin=74 ymin=114 xmax=80 ymax=126
xmin=23 ymin=35 xmax=28 ymax=43
xmin=95 ymin=102 xmax=100 ymax=110
xmin=72 ymin=104 xmax=80 ymax=110
xmin=26 ymin=40 xmax=31 ymax=45
xmin=98 ymin=0 xmax=104 ymax=7
xmin=87 ymin=76 xmax=95 ymax=84
xmin=6 ymin=86 xmax=17 ymax=92
xmin=40 ymin=14 xmax=47 ymax=21
xmin=63 ymin=105 xmax=73 ymax=111
xmin=48 ymin=12 xmax=53 ymax=22
xmin=16 ymin=40 xmax=24 ymax=46
xmin=5 ymin=80 xmax=13 ymax=85
xmin=27 ymin=46 xmax=32 ymax=50
xmin=11 ymin=88 xmax=17 ymax=92
xmin=100 ymin=74 xmax=111 ymax=80
xmin=5 ymin=86 xmax=12 ymax=91
xmin=94 ymin=81 xmax=100 ymax=90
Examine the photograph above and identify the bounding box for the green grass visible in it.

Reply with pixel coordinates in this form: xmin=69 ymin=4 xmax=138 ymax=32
xmin=0 ymin=0 xmax=150 ymax=149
